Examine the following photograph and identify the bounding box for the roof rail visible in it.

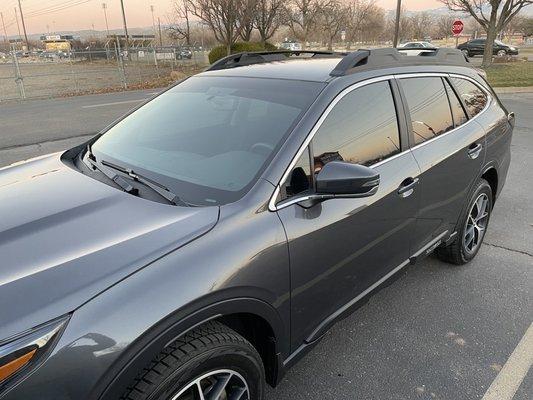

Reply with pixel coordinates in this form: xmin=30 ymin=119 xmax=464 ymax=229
xmin=330 ymin=47 xmax=469 ymax=77
xmin=206 ymin=50 xmax=346 ymax=71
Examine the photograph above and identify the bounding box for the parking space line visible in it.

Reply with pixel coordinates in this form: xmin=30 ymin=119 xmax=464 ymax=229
xmin=482 ymin=322 xmax=533 ymax=400
xmin=82 ymin=99 xmax=148 ymax=109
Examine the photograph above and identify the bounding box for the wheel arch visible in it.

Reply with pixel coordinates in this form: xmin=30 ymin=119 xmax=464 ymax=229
xmin=96 ymin=297 xmax=288 ymax=400
xmin=481 ymin=165 xmax=498 ymax=204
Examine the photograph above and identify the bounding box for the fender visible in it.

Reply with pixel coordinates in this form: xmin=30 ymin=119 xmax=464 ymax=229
xmin=96 ymin=296 xmax=287 ymax=400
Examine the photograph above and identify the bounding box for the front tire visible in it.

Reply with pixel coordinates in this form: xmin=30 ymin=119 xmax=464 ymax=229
xmin=436 ymin=179 xmax=493 ymax=265
xmin=497 ymin=49 xmax=507 ymax=57
xmin=121 ymin=321 xmax=265 ymax=400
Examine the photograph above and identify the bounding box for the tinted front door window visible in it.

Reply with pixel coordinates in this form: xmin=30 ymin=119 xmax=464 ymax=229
xmin=400 ymin=77 xmax=454 ymax=145
xmin=312 ymin=81 xmax=401 ymax=170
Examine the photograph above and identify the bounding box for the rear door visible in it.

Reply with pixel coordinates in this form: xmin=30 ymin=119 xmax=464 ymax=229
xmin=274 ymin=78 xmax=421 ymax=350
xmin=397 ymin=74 xmax=487 ymax=253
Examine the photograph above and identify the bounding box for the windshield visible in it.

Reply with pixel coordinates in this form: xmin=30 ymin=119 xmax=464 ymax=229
xmin=92 ymin=76 xmax=324 ymax=206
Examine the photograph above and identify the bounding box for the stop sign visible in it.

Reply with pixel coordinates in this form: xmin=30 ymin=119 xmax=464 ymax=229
xmin=452 ymin=20 xmax=464 ymax=36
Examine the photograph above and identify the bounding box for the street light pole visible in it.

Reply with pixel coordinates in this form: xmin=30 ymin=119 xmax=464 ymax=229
xmin=119 ymin=0 xmax=130 ymax=56
xmin=102 ymin=3 xmax=110 ymax=38
xmin=17 ymin=0 xmax=30 ymax=50
xmin=150 ymin=5 xmax=157 ymax=46
xmin=393 ymin=0 xmax=402 ymax=48
xmin=158 ymin=17 xmax=163 ymax=47
xmin=1 ymin=12 xmax=8 ymax=45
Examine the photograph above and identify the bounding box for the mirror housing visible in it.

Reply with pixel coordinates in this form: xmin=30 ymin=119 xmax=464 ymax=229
xmin=316 ymin=161 xmax=380 ymax=197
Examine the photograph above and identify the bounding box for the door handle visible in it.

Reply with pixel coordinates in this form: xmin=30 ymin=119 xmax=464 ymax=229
xmin=467 ymin=143 xmax=483 ymax=159
xmin=398 ymin=177 xmax=419 ymax=197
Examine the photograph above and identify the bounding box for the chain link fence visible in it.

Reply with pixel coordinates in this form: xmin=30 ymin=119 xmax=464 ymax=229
xmin=0 ymin=47 xmax=209 ymax=102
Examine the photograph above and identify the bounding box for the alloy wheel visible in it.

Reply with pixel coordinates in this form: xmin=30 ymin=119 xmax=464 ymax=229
xmin=497 ymin=50 xmax=506 ymax=57
xmin=463 ymin=193 xmax=490 ymax=255
xmin=170 ymin=369 xmax=250 ymax=400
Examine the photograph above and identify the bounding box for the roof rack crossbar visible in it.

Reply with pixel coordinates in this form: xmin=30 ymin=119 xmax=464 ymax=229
xmin=330 ymin=47 xmax=469 ymax=77
xmin=206 ymin=50 xmax=346 ymax=71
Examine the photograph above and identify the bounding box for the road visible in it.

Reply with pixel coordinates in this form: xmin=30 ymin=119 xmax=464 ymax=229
xmin=0 ymin=90 xmax=531 ymax=400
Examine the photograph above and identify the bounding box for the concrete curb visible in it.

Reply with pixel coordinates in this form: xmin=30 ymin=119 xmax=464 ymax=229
xmin=494 ymin=86 xmax=533 ymax=94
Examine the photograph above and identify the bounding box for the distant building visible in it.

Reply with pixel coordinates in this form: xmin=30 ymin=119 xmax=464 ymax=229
xmin=40 ymin=35 xmax=75 ymax=52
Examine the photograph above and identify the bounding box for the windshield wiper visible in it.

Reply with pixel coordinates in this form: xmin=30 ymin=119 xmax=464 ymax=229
xmin=99 ymin=159 xmax=190 ymax=207
xmin=84 ymin=145 xmax=139 ymax=195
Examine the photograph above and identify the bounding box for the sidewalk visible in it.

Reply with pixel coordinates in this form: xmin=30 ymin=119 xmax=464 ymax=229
xmin=494 ymin=86 xmax=533 ymax=93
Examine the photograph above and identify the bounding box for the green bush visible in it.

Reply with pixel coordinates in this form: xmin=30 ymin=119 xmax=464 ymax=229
xmin=208 ymin=41 xmax=278 ymax=64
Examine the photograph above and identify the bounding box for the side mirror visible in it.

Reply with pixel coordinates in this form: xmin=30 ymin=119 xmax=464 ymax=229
xmin=316 ymin=161 xmax=380 ymax=197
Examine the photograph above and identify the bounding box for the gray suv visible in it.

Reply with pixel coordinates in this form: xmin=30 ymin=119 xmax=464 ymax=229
xmin=0 ymin=48 xmax=513 ymax=400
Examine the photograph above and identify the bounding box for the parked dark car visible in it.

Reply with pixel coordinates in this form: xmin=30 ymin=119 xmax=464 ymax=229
xmin=178 ymin=47 xmax=193 ymax=59
xmin=457 ymin=38 xmax=519 ymax=57
xmin=0 ymin=48 xmax=513 ymax=400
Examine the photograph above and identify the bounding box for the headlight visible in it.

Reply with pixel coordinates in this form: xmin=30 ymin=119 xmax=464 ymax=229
xmin=0 ymin=316 xmax=69 ymax=389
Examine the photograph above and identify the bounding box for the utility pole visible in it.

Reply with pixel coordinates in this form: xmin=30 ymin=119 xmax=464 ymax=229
xmin=1 ymin=12 xmax=8 ymax=45
xmin=393 ymin=0 xmax=402 ymax=48
xmin=150 ymin=5 xmax=157 ymax=46
xmin=17 ymin=0 xmax=30 ymax=51
xmin=14 ymin=8 xmax=22 ymax=48
xmin=102 ymin=3 xmax=110 ymax=38
xmin=119 ymin=0 xmax=130 ymax=56
xmin=158 ymin=17 xmax=163 ymax=47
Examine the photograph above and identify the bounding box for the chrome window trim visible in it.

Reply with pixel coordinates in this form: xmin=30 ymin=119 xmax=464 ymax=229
xmin=268 ymin=72 xmax=492 ymax=212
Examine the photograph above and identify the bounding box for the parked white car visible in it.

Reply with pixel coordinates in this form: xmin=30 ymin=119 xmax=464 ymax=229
xmin=280 ymin=41 xmax=303 ymax=51
xmin=398 ymin=41 xmax=438 ymax=55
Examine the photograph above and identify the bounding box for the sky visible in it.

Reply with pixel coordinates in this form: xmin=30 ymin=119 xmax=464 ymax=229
xmin=0 ymin=0 xmax=444 ymax=36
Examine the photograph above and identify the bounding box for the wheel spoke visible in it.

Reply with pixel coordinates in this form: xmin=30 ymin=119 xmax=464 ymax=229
xmin=476 ymin=211 xmax=489 ymax=224
xmin=206 ymin=373 xmax=232 ymax=400
xmin=478 ymin=196 xmax=488 ymax=219
xmin=197 ymin=383 xmax=206 ymax=400
xmin=228 ymin=387 xmax=248 ymax=400
xmin=172 ymin=370 xmax=248 ymax=400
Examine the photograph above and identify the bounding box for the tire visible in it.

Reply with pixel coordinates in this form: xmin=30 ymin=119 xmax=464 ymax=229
xmin=497 ymin=49 xmax=506 ymax=57
xmin=121 ymin=321 xmax=265 ymax=400
xmin=436 ymin=179 xmax=493 ymax=265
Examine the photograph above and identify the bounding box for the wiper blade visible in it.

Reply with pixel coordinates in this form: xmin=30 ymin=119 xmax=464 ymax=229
xmin=84 ymin=145 xmax=139 ymax=195
xmin=100 ymin=160 xmax=189 ymax=207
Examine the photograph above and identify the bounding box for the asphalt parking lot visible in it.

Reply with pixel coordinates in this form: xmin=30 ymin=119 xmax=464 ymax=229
xmin=0 ymin=90 xmax=531 ymax=399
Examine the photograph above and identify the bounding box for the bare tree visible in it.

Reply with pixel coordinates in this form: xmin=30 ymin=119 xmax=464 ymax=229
xmin=255 ymin=0 xmax=286 ymax=44
xmin=384 ymin=5 xmax=411 ymax=42
xmin=239 ymin=0 xmax=258 ymax=40
xmin=286 ymin=0 xmax=325 ymax=47
xmin=319 ymin=1 xmax=346 ymax=50
xmin=190 ymin=0 xmax=246 ymax=54
xmin=434 ymin=14 xmax=457 ymax=40
xmin=409 ymin=12 xmax=433 ymax=40
xmin=359 ymin=4 xmax=385 ymax=43
xmin=345 ymin=0 xmax=378 ymax=48
xmin=439 ymin=0 xmax=533 ymax=67
xmin=169 ymin=0 xmax=193 ymax=45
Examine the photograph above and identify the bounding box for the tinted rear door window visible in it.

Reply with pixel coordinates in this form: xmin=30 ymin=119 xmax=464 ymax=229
xmin=450 ymin=77 xmax=488 ymax=118
xmin=444 ymin=79 xmax=468 ymax=127
xmin=400 ymin=77 xmax=454 ymax=145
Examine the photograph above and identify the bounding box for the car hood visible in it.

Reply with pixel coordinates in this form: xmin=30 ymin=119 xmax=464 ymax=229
xmin=0 ymin=153 xmax=219 ymax=341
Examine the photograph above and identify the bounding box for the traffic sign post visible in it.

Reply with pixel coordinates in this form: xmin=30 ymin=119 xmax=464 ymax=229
xmin=452 ymin=20 xmax=464 ymax=47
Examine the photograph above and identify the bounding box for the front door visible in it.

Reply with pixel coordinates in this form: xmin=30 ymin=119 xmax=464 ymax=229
xmin=274 ymin=79 xmax=421 ymax=350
